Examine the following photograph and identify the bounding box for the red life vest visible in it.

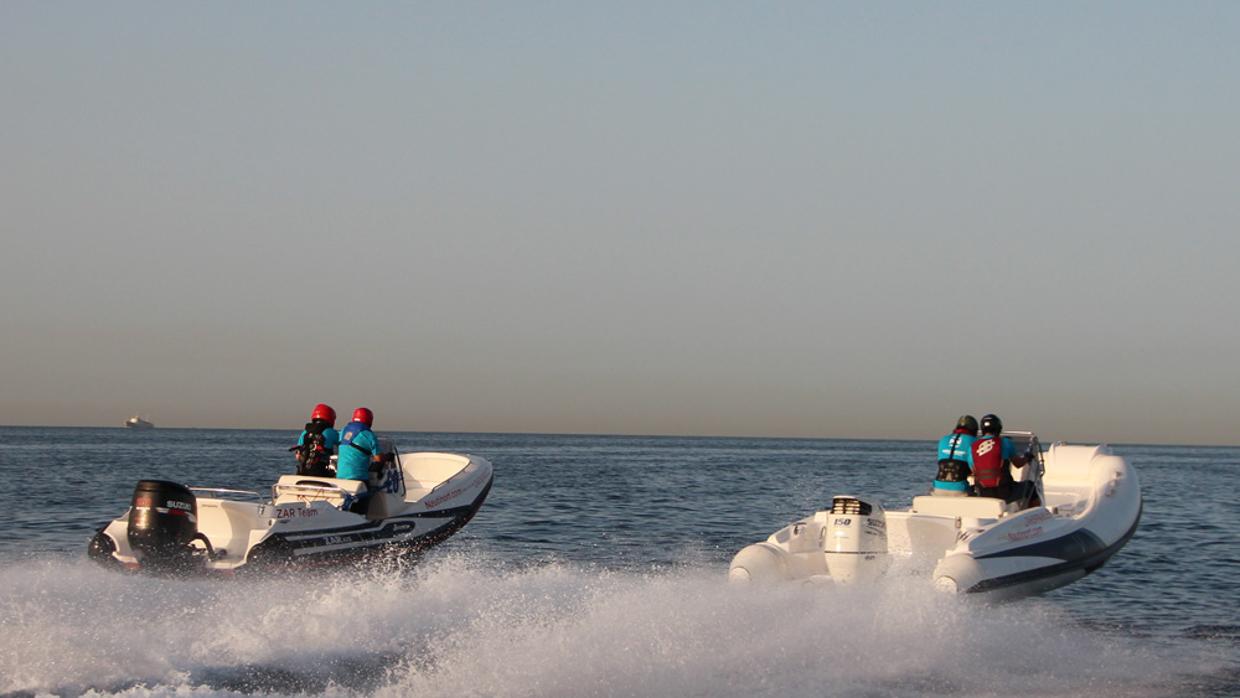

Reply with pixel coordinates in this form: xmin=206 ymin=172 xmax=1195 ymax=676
xmin=971 ymin=436 xmax=1006 ymax=488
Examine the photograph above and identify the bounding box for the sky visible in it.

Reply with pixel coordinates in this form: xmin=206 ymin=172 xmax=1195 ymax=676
xmin=1 ymin=2 xmax=1237 ymax=445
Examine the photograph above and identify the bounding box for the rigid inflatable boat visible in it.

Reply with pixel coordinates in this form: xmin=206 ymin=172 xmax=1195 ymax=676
xmin=88 ymin=450 xmax=493 ymax=575
xmin=728 ymin=433 xmax=1141 ymax=598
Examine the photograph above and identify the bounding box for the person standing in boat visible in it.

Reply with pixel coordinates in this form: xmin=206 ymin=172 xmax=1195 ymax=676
xmin=970 ymin=414 xmax=1034 ymax=503
xmin=293 ymin=403 xmax=340 ymax=477
xmin=932 ymin=415 xmax=977 ymax=496
xmin=338 ymin=407 xmax=382 ymax=511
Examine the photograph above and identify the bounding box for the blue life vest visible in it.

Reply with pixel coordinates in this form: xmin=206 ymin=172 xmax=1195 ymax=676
xmin=337 ymin=421 xmax=379 ymax=481
xmin=339 ymin=421 xmax=366 ymax=443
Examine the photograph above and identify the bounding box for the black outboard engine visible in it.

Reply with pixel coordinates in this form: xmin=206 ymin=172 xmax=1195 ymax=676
xmin=127 ymin=480 xmax=199 ymax=570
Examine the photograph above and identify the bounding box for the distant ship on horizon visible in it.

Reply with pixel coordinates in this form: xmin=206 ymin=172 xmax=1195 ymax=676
xmin=124 ymin=415 xmax=154 ymax=429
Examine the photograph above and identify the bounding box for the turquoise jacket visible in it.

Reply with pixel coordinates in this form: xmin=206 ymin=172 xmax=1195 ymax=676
xmin=337 ymin=422 xmax=379 ymax=481
xmin=934 ymin=431 xmax=975 ymax=492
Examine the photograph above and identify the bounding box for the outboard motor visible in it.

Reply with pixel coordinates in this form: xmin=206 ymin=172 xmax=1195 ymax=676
xmin=823 ymin=496 xmax=889 ymax=585
xmin=127 ymin=480 xmax=199 ymax=569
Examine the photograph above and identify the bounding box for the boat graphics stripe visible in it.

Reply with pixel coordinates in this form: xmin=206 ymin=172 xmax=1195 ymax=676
xmin=277 ymin=506 xmax=471 ymax=539
xmin=966 ymin=501 xmax=1142 ymax=594
xmin=244 ymin=476 xmax=493 ymax=568
xmin=272 ymin=479 xmax=493 ymax=552
xmin=973 ymin=528 xmax=1108 ymax=562
xmin=284 ymin=520 xmax=435 ymax=553
xmin=272 ymin=482 xmax=492 ymax=538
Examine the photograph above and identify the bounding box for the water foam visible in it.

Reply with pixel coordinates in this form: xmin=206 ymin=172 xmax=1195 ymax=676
xmin=0 ymin=553 xmax=1206 ymax=697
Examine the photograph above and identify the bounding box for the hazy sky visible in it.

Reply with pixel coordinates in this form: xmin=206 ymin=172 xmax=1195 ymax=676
xmin=2 ymin=2 xmax=1237 ymax=444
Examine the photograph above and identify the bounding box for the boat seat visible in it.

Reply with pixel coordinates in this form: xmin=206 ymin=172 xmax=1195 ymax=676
xmin=273 ymin=476 xmax=368 ymax=507
xmin=911 ymin=495 xmax=1009 ymax=519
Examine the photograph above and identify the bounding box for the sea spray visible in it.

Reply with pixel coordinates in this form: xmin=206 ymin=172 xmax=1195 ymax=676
xmin=0 ymin=551 xmax=1209 ymax=697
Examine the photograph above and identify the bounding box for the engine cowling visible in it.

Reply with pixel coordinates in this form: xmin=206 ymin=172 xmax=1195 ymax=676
xmin=127 ymin=480 xmax=199 ymax=569
xmin=823 ymin=496 xmax=889 ymax=585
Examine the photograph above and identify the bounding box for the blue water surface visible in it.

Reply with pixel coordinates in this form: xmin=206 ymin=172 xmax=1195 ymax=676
xmin=0 ymin=427 xmax=1235 ymax=696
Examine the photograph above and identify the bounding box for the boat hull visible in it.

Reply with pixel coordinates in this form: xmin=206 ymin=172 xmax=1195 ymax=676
xmin=241 ymin=475 xmax=492 ymax=572
xmin=935 ymin=499 xmax=1142 ymax=598
xmin=88 ymin=451 xmax=493 ymax=576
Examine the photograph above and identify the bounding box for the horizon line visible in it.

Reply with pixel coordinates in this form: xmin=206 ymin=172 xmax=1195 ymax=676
xmin=1 ymin=423 xmax=1235 ymax=450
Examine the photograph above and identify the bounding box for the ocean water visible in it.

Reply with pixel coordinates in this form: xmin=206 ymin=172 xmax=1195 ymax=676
xmin=0 ymin=427 xmax=1236 ymax=697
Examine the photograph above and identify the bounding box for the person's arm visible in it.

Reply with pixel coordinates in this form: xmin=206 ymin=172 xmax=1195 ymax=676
xmin=361 ymin=431 xmax=388 ymax=478
xmin=291 ymin=431 xmax=308 ymax=461
xmin=364 ymin=430 xmax=383 ymax=461
xmin=1005 ymin=438 xmax=1031 ymax=467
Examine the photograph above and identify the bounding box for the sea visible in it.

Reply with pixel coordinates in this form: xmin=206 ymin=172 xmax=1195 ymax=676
xmin=0 ymin=427 xmax=1236 ymax=697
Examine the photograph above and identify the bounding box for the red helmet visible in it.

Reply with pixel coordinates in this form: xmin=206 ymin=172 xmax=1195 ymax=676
xmin=351 ymin=407 xmax=374 ymax=427
xmin=310 ymin=403 xmax=336 ymax=424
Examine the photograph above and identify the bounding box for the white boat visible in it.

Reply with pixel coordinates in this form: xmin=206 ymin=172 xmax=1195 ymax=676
xmin=728 ymin=432 xmax=1141 ymax=598
xmin=124 ymin=415 xmax=154 ymax=429
xmin=88 ymin=451 xmax=493 ymax=575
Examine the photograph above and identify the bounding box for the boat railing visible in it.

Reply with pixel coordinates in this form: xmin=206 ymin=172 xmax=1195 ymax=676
xmin=189 ymin=487 xmax=265 ymax=502
xmin=272 ymin=479 xmax=372 ymax=511
xmin=273 ymin=481 xmax=349 ymax=494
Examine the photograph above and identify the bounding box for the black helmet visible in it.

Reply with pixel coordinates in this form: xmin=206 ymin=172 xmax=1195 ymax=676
xmin=979 ymin=414 xmax=1003 ymax=436
xmin=955 ymin=415 xmax=978 ymax=434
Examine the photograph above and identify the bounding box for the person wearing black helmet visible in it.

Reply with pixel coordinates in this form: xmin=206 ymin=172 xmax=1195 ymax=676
xmin=970 ymin=414 xmax=1034 ymax=503
xmin=932 ymin=415 xmax=978 ymax=496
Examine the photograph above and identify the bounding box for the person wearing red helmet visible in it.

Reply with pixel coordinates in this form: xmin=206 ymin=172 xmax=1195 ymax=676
xmin=337 ymin=407 xmax=381 ymax=483
xmin=292 ymin=403 xmax=340 ymax=476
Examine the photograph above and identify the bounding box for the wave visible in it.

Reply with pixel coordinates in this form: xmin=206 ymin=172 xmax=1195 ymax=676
xmin=0 ymin=553 xmax=1228 ymax=697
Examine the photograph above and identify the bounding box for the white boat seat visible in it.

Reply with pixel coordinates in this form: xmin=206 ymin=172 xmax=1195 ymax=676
xmin=273 ymin=476 xmax=368 ymax=507
xmin=911 ymin=495 xmax=1008 ymax=519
